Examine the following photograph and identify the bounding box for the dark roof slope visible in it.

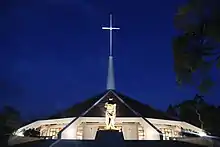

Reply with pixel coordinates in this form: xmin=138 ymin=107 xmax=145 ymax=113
xmin=84 ymin=90 xmax=138 ymax=117
xmin=49 ymin=90 xmax=179 ymax=121
xmin=49 ymin=92 xmax=104 ymax=119
xmin=116 ymin=92 xmax=180 ymax=120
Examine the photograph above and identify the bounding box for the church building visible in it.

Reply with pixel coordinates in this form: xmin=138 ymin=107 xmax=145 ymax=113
xmin=12 ymin=14 xmax=207 ymax=141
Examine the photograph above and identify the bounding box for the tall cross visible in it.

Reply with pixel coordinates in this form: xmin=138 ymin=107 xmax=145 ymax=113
xmin=102 ymin=14 xmax=120 ymax=56
xmin=102 ymin=14 xmax=119 ymax=90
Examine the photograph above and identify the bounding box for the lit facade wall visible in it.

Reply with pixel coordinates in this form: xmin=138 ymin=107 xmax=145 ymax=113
xmin=140 ymin=118 xmax=160 ymax=140
xmin=122 ymin=122 xmax=139 ymax=140
xmin=13 ymin=117 xmax=205 ymax=140
xmin=148 ymin=118 xmax=206 ymax=138
xmin=14 ymin=118 xmax=74 ymax=137
xmin=82 ymin=123 xmax=99 ymax=139
xmin=60 ymin=118 xmax=81 ymax=139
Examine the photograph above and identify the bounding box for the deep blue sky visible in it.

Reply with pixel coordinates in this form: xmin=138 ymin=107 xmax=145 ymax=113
xmin=1 ymin=0 xmax=219 ymax=120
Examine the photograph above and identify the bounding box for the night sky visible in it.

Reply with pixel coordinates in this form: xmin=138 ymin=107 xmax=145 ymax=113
xmin=1 ymin=0 xmax=219 ymax=120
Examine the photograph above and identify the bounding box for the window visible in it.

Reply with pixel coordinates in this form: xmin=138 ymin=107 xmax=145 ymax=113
xmin=138 ymin=125 xmax=144 ymax=140
xmin=48 ymin=128 xmax=60 ymax=139
xmin=160 ymin=128 xmax=174 ymax=140
xmin=41 ymin=129 xmax=48 ymax=136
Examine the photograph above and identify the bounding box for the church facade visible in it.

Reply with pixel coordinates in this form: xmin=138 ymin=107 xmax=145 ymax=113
xmin=13 ymin=90 xmax=206 ymax=141
xmin=12 ymin=14 xmax=207 ymax=142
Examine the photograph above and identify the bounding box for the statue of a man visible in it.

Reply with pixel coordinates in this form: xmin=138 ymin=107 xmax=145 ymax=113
xmin=104 ymin=98 xmax=116 ymax=130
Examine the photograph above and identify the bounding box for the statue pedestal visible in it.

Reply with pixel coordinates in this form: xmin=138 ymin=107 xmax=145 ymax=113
xmin=95 ymin=130 xmax=125 ymax=146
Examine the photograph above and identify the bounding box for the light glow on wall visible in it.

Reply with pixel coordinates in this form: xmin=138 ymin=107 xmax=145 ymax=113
xmin=199 ymin=131 xmax=207 ymax=137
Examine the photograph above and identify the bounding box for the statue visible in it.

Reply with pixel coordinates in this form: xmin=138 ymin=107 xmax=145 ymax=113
xmin=104 ymin=98 xmax=116 ymax=130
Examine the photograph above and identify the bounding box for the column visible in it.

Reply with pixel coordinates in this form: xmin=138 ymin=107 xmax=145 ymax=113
xmin=83 ymin=125 xmax=98 ymax=140
xmin=122 ymin=123 xmax=138 ymax=140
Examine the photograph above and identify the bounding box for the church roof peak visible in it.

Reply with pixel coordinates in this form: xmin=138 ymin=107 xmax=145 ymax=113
xmin=57 ymin=90 xmax=170 ymax=138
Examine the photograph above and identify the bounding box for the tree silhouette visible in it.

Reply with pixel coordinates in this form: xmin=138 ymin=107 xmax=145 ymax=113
xmin=166 ymin=104 xmax=178 ymax=117
xmin=173 ymin=0 xmax=220 ymax=92
xmin=167 ymin=94 xmax=220 ymax=136
xmin=23 ymin=128 xmax=40 ymax=137
xmin=0 ymin=106 xmax=22 ymax=137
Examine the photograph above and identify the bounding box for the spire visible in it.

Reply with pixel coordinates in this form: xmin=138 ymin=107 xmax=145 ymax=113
xmin=107 ymin=56 xmax=115 ymax=90
xmin=102 ymin=14 xmax=120 ymax=90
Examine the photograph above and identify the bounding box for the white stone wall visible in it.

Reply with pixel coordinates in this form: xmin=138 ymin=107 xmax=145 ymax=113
xmin=14 ymin=117 xmax=74 ymax=136
xmin=14 ymin=121 xmax=41 ymax=136
xmin=122 ymin=123 xmax=138 ymax=140
xmin=140 ymin=118 xmax=160 ymax=140
xmin=60 ymin=118 xmax=81 ymax=139
xmin=148 ymin=118 xmax=206 ymax=136
xmin=181 ymin=122 xmax=204 ymax=133
xmin=82 ymin=124 xmax=98 ymax=140
xmin=14 ymin=116 xmax=206 ymax=140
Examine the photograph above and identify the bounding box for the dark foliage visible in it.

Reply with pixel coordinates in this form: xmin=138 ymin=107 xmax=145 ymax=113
xmin=173 ymin=0 xmax=220 ymax=92
xmin=23 ymin=128 xmax=40 ymax=137
xmin=167 ymin=94 xmax=220 ymax=136
xmin=0 ymin=106 xmax=22 ymax=137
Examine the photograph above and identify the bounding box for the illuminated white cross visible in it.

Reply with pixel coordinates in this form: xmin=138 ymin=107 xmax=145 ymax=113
xmin=102 ymin=14 xmax=120 ymax=56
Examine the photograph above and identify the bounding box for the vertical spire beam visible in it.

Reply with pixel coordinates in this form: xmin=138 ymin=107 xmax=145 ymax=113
xmin=107 ymin=56 xmax=115 ymax=90
xmin=102 ymin=14 xmax=120 ymax=90
xmin=109 ymin=14 xmax=113 ymax=56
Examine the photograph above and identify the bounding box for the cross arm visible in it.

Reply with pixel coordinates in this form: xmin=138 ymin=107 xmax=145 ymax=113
xmin=102 ymin=27 xmax=120 ymax=30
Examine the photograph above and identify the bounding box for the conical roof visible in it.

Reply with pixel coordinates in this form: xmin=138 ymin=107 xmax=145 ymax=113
xmin=50 ymin=90 xmax=179 ymax=121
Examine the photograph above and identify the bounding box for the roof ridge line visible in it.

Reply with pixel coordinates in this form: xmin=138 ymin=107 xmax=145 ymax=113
xmin=57 ymin=90 xmax=111 ymax=139
xmin=111 ymin=91 xmax=163 ymax=138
